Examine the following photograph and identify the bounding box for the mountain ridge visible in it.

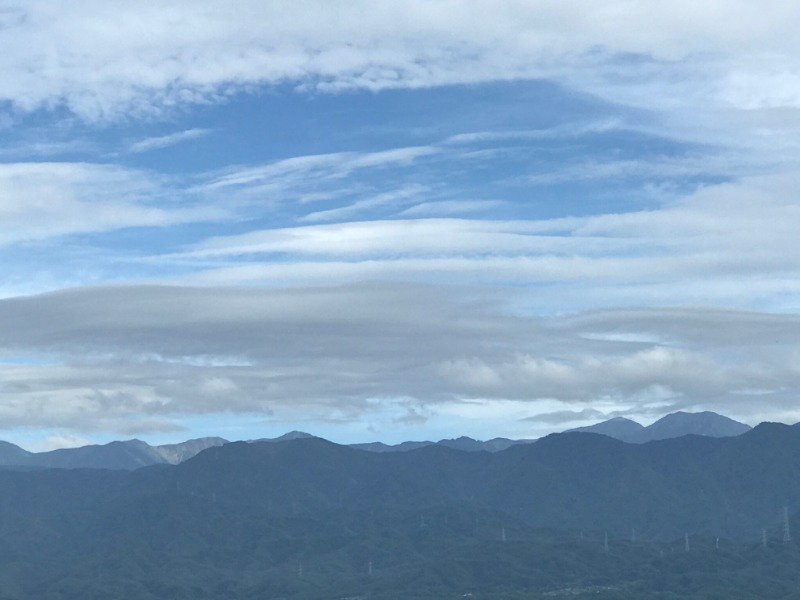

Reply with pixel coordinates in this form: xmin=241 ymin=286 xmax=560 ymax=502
xmin=1 ymin=421 xmax=800 ymax=598
xmin=0 ymin=411 xmax=753 ymax=470
xmin=566 ymin=410 xmax=751 ymax=443
xmin=3 ymin=422 xmax=799 ymax=541
xmin=0 ymin=436 xmax=227 ymax=470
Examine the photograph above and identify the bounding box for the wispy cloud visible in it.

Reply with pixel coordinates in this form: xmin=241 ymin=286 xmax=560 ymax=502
xmin=0 ymin=162 xmax=225 ymax=247
xmin=201 ymin=146 xmax=439 ymax=192
xmin=442 ymin=119 xmax=626 ymax=146
xmin=128 ymin=128 xmax=210 ymax=154
xmin=399 ymin=200 xmax=505 ymax=217
xmin=299 ymin=184 xmax=430 ymax=223
xmin=173 ymin=170 xmax=800 ymax=303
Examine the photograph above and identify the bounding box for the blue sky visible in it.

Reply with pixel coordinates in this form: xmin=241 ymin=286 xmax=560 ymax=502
xmin=2 ymin=1 xmax=800 ymax=450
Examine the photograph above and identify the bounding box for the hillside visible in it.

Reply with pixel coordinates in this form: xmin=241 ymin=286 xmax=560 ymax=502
xmin=0 ymin=425 xmax=799 ymax=598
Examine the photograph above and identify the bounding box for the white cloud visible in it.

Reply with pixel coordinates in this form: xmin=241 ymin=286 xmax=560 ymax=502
xmin=201 ymin=146 xmax=438 ymax=192
xmin=128 ymin=128 xmax=210 ymax=153
xmin=0 ymin=1 xmax=798 ymax=123
xmin=168 ymin=167 xmax=800 ymax=315
xmin=399 ymin=200 xmax=505 ymax=217
xmin=299 ymin=184 xmax=430 ymax=223
xmin=438 ymin=347 xmax=724 ymax=401
xmin=182 ymin=219 xmax=630 ymax=259
xmin=0 ymin=162 xmax=226 ymax=247
xmin=24 ymin=433 xmax=93 ymax=453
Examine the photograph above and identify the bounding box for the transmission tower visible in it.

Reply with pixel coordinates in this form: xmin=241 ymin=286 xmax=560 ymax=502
xmin=784 ymin=507 xmax=792 ymax=543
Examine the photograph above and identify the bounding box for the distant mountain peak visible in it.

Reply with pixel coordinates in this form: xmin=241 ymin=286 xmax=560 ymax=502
xmin=566 ymin=416 xmax=645 ymax=443
xmin=566 ymin=411 xmax=750 ymax=444
xmin=155 ymin=437 xmax=228 ymax=465
xmin=256 ymin=431 xmax=317 ymax=442
xmin=645 ymin=411 xmax=751 ymax=441
xmin=437 ymin=436 xmax=485 ymax=452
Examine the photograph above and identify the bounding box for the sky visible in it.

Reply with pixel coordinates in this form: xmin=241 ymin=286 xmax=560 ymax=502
xmin=3 ymin=1 xmax=800 ymax=451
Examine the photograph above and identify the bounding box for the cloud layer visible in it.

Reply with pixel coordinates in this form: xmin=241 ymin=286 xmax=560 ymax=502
xmin=2 ymin=284 xmax=800 ymax=439
xmin=2 ymin=1 xmax=800 ymax=121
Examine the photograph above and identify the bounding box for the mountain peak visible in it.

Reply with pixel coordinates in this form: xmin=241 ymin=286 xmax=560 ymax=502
xmin=271 ymin=431 xmax=317 ymax=442
xmin=566 ymin=416 xmax=645 ymax=443
xmin=646 ymin=411 xmax=751 ymax=441
xmin=437 ymin=436 xmax=485 ymax=452
xmin=155 ymin=437 xmax=228 ymax=465
xmin=567 ymin=411 xmax=750 ymax=444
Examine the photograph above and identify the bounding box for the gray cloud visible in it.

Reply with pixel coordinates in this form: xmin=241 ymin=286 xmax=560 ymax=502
xmin=2 ymin=283 xmax=800 ymax=435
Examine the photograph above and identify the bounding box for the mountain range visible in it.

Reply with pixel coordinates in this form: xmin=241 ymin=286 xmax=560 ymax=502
xmin=0 ymin=436 xmax=226 ymax=470
xmin=0 ymin=411 xmax=754 ymax=471
xmin=1 ymin=420 xmax=796 ymax=540
xmin=356 ymin=411 xmax=753 ymax=452
xmin=0 ymin=418 xmax=799 ymax=598
xmin=350 ymin=435 xmax=529 ymax=453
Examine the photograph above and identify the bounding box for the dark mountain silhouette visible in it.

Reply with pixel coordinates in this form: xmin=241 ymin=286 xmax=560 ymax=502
xmin=1 ymin=424 xmax=800 ymax=598
xmin=1 ymin=423 xmax=796 ymax=540
xmin=169 ymin=423 xmax=800 ymax=541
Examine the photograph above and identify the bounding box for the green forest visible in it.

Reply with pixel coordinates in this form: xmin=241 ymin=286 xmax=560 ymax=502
xmin=3 ymin=429 xmax=800 ymax=599
xmin=1 ymin=504 xmax=800 ymax=599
